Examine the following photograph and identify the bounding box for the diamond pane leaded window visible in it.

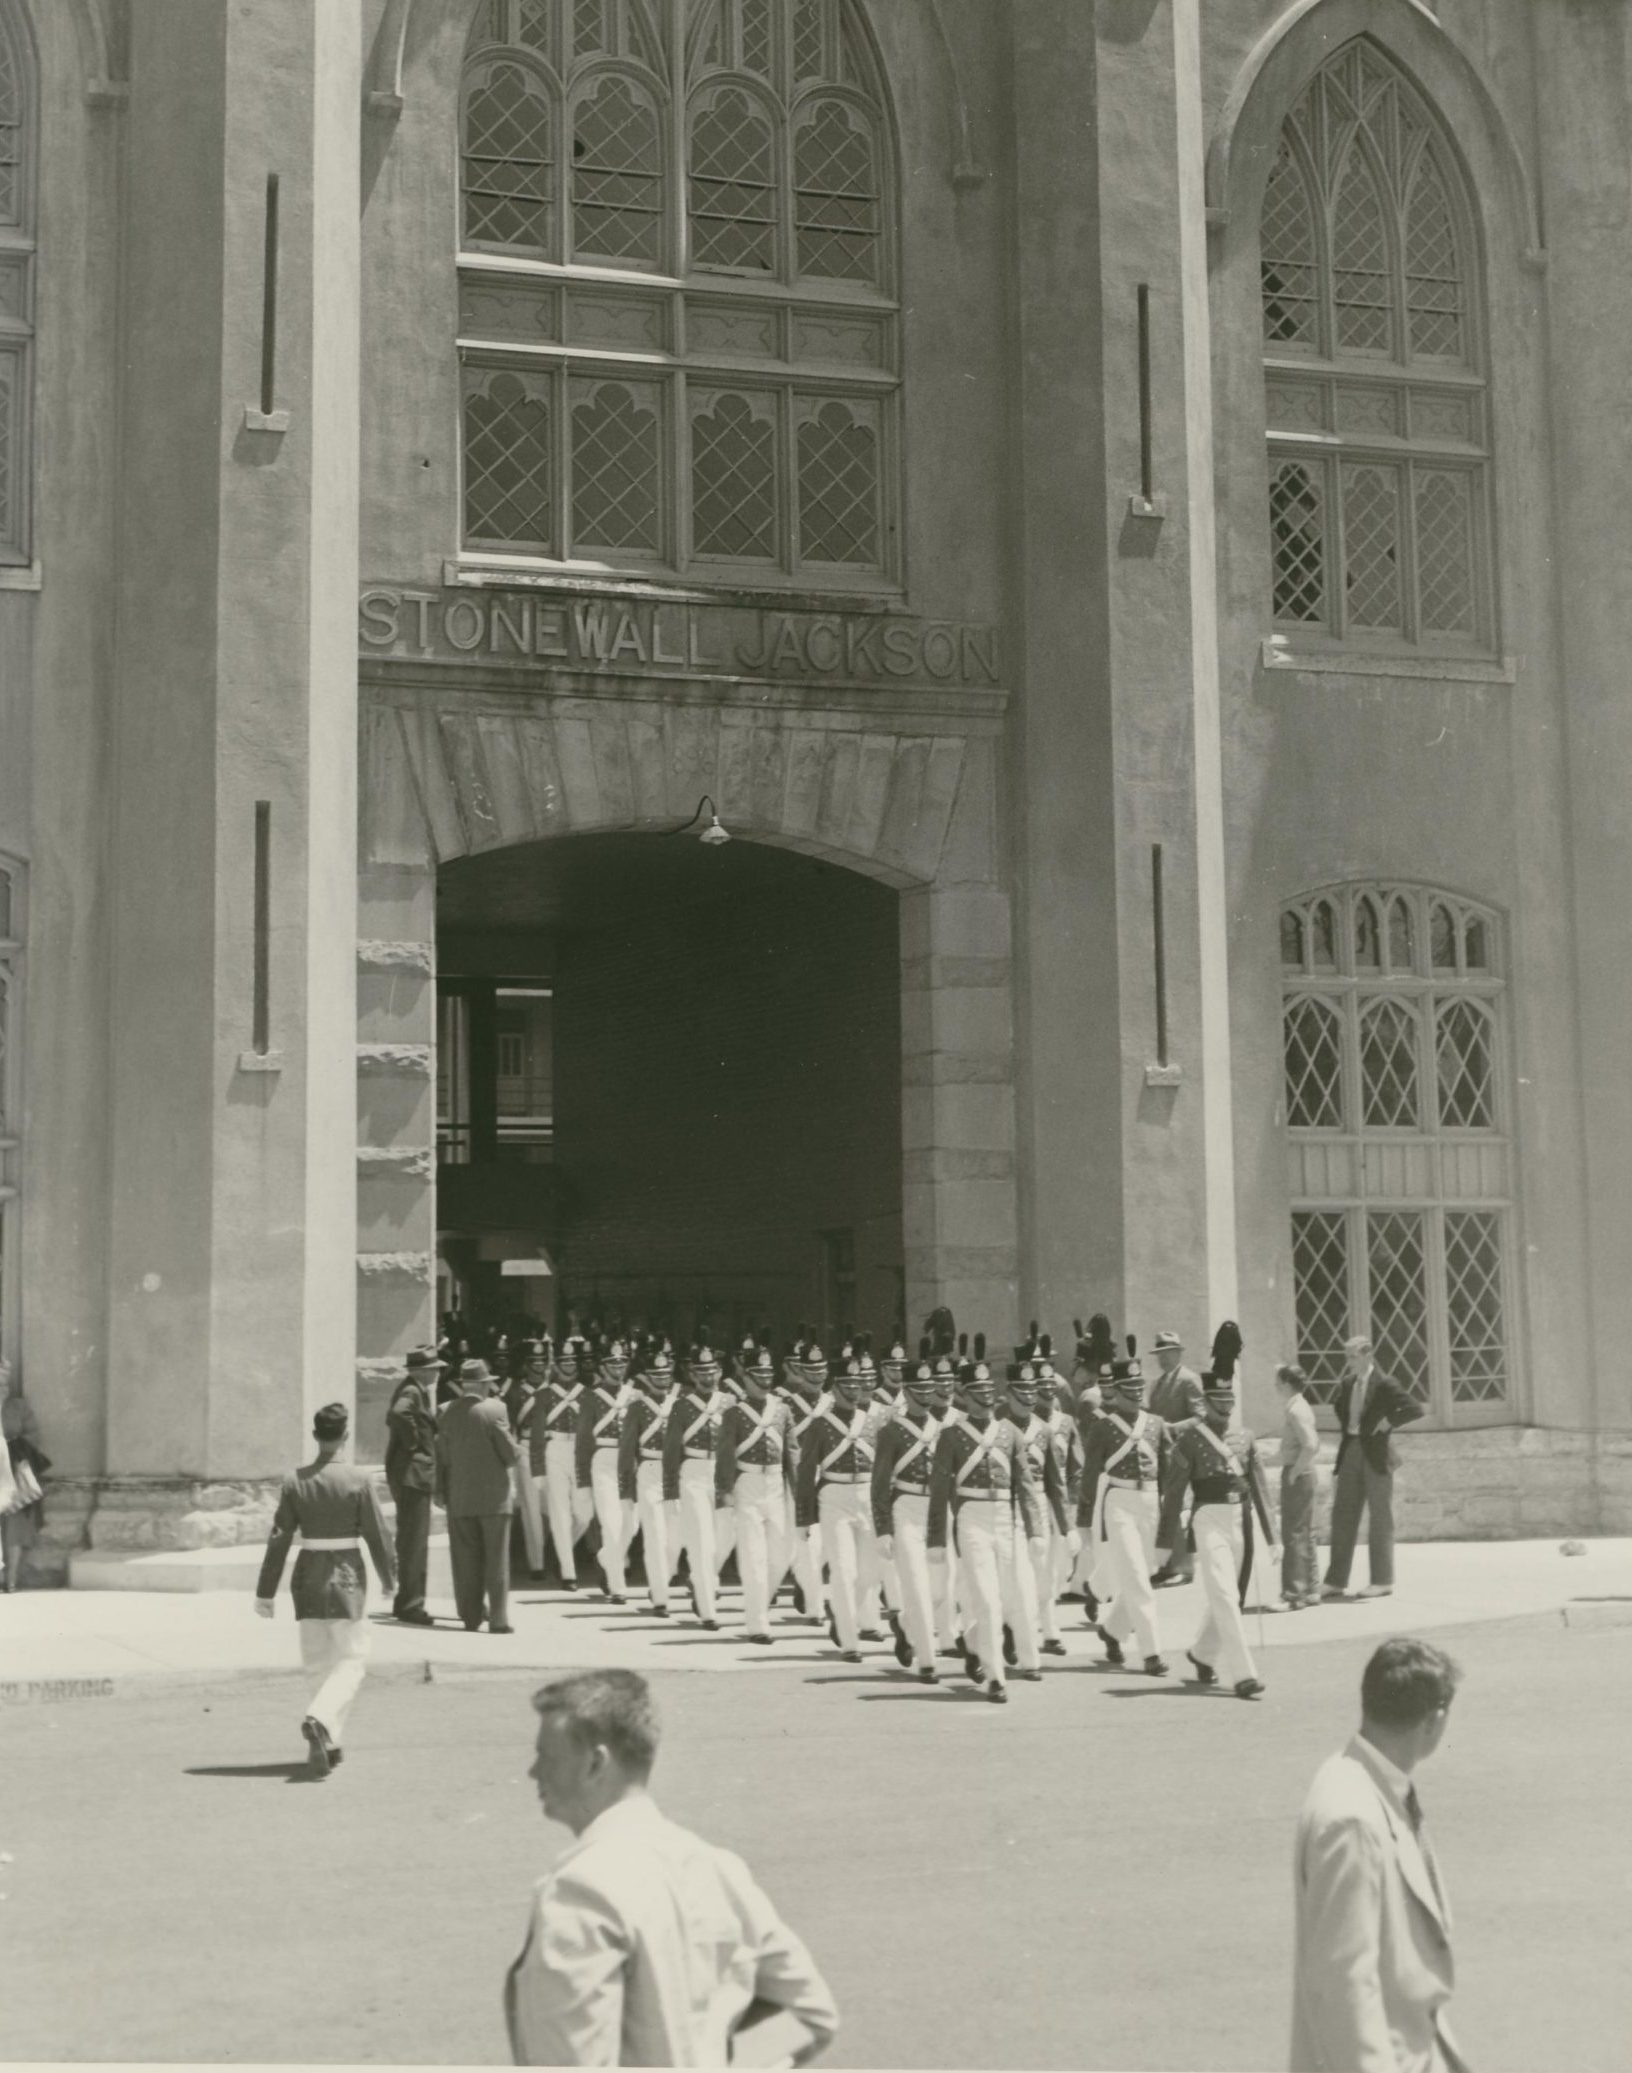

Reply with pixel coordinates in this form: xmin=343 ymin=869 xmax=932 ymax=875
xmin=464 ymin=369 xmax=554 ymax=548
xmin=1367 ymin=1210 xmax=1431 ymax=1401
xmin=0 ymin=15 xmax=18 ymax=228
xmin=1282 ymin=885 xmax=1514 ymax=1427
xmin=1292 ymin=1211 xmax=1351 ymax=1403
xmin=459 ymin=3 xmax=898 ymax=584
xmin=1285 ymin=997 xmax=1345 ymax=1129
xmin=1260 ymin=39 xmax=1493 ymax=653
xmin=1359 ymin=996 xmax=1420 ymax=1128
xmin=0 ymin=857 xmax=20 ymax=1369
xmin=571 ymin=76 xmax=663 ymax=266
xmin=1444 ymin=1212 xmax=1507 ymax=1404
xmin=691 ymin=389 xmax=777 ymax=558
xmin=794 ymin=98 xmax=880 ymax=283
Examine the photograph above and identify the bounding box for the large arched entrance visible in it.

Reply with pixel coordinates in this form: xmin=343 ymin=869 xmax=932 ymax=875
xmin=434 ymin=831 xmax=903 ymax=1350
xmin=353 ymin=683 xmax=1018 ymax=1459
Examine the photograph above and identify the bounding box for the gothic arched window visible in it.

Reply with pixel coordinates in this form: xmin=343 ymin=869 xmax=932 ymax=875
xmin=0 ymin=0 xmax=35 ymax=565
xmin=458 ymin=0 xmax=899 ymax=585
xmin=1260 ymin=41 xmax=1494 ymax=655
xmin=1280 ymin=884 xmax=1513 ymax=1429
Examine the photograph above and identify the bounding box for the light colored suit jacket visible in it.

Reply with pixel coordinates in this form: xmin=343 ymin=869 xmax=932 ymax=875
xmin=1291 ymin=1738 xmax=1464 ymax=2073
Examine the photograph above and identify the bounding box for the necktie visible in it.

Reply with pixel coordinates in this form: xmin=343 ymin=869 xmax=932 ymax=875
xmin=1405 ymin=1786 xmax=1448 ymax=1915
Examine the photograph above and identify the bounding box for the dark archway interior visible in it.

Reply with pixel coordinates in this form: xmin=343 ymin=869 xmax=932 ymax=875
xmin=436 ymin=832 xmax=903 ymax=1352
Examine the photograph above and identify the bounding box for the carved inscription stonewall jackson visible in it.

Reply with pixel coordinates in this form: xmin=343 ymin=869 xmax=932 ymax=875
xmin=358 ymin=586 xmax=999 ymax=690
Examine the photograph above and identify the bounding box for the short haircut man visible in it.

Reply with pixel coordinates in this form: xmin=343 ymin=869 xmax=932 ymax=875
xmin=1291 ymin=1639 xmax=1465 ymax=2072
xmin=507 ymin=1670 xmax=839 ymax=2067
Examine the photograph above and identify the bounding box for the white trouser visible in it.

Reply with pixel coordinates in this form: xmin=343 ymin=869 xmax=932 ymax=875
xmin=1098 ymin=1485 xmax=1163 ymax=1661
xmin=791 ymin=1517 xmax=826 ymax=1616
xmin=512 ymin=1460 xmax=544 ymax=1571
xmin=955 ymin=1500 xmax=1037 ymax=1685
xmin=678 ymin=1456 xmax=721 ymax=1620
xmin=634 ymin=1458 xmax=679 ymax=1610
xmin=818 ymin=1481 xmax=879 ymax=1652
xmin=731 ymin=1466 xmax=790 ymax=1635
xmin=1034 ymin=1526 xmax=1066 ymax=1643
xmin=934 ymin=1532 xmax=960 ymax=1648
xmin=589 ymin=1449 xmax=630 ymax=1595
xmin=1190 ymin=1502 xmax=1258 ymax=1687
xmin=542 ymin=1434 xmax=592 ymax=1581
xmin=298 ymin=1618 xmax=368 ymax=1742
xmin=889 ymin=1493 xmax=938 ymax=1668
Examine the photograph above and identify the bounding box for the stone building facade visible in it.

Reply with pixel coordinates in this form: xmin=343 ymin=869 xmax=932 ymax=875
xmin=1 ymin=0 xmax=1629 ymax=1581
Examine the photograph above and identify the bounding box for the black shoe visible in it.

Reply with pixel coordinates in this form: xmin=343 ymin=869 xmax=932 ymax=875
xmin=1082 ymin=1594 xmax=1100 ymax=1624
xmin=396 ymin=1608 xmax=435 ymax=1627
xmin=792 ymin=1580 xmax=808 ymax=1616
xmin=1143 ymin=1655 xmax=1169 ymax=1677
xmin=1041 ymin=1638 xmax=1068 ymax=1657
xmin=939 ymin=1645 xmax=964 ymax=1660
xmin=490 ymin=1622 xmax=515 ymax=1635
xmin=652 ymin=1603 xmax=669 ymax=1617
xmin=1097 ymin=1625 xmax=1124 ymax=1667
xmin=826 ymin=1609 xmax=841 ymax=1648
xmin=462 ymin=1619 xmax=482 ymax=1632
xmin=917 ymin=1664 xmax=939 ymax=1684
xmin=701 ymin=1617 xmax=722 ymax=1631
xmin=840 ymin=1648 xmax=862 ymax=1664
xmin=892 ymin=1627 xmax=913 ymax=1668
xmin=1014 ymin=1668 xmax=1043 ymax=1682
xmin=1149 ymin=1564 xmax=1176 ymax=1589
xmin=747 ymin=1632 xmax=774 ymax=1645
xmin=301 ymin=1718 xmax=334 ymax=1779
xmin=963 ymin=1647 xmax=983 ymax=1689
xmin=1186 ymin=1651 xmax=1218 ymax=1687
xmin=1002 ymin=1624 xmax=1018 ymax=1668
xmin=559 ymin=1576 xmax=578 ymax=1591
xmin=986 ymin=1679 xmax=1008 ymax=1704
xmin=859 ymin=1627 xmax=885 ymax=1642
xmin=1234 ymin=1678 xmax=1265 ymax=1700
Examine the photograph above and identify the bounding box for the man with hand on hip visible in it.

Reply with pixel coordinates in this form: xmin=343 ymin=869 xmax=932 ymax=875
xmin=255 ymin=1401 xmax=396 ymax=1777
xmin=1324 ymin=1335 xmax=1424 ymax=1600
xmin=1292 ymin=1638 xmax=1466 ymax=2072
xmin=383 ymin=1346 xmax=442 ymax=1626
xmin=506 ymin=1669 xmax=839 ymax=2068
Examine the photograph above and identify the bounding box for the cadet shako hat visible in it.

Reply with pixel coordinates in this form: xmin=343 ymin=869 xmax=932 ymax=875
xmin=1034 ymin=1333 xmax=1058 ymax=1381
xmin=313 ymin=1402 xmax=350 ymax=1441
xmin=1202 ymin=1320 xmax=1243 ymax=1400
xmin=688 ymin=1340 xmax=722 ymax=1385
xmin=880 ymin=1331 xmax=908 ymax=1384
xmin=1110 ymin=1336 xmax=1144 ymax=1389
xmin=1074 ymin=1312 xmax=1116 ymax=1375
xmin=405 ymin=1346 xmax=446 ymax=1374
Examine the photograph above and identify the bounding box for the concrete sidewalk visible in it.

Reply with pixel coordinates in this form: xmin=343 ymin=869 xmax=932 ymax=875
xmin=3 ymin=1534 xmax=1629 ymax=1694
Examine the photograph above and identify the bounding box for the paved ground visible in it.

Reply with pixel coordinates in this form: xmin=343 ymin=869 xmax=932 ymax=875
xmin=3 ymin=1584 xmax=1630 ymax=2068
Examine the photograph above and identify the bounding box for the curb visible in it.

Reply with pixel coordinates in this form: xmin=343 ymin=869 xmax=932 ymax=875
xmin=1560 ymin=1597 xmax=1632 ymax=1631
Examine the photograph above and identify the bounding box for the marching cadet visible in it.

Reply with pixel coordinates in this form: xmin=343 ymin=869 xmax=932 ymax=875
xmin=1077 ymin=1338 xmax=1172 ymax=1676
xmin=847 ymin=1341 xmax=892 ymax=1640
xmin=527 ymin=1332 xmax=593 ymax=1590
xmin=781 ymin=1330 xmax=832 ymax=1623
xmin=618 ymin=1343 xmax=681 ymax=1616
xmin=879 ymin=1331 xmax=909 ymax=1413
xmin=574 ymin=1335 xmax=634 ymax=1603
xmin=1031 ymin=1337 xmax=1082 ymax=1649
xmin=507 ymin=1337 xmax=549 ymax=1579
xmin=663 ymin=1340 xmax=732 ymax=1630
xmin=928 ymin=1339 xmax=1045 ymax=1702
xmin=869 ymin=1341 xmax=945 ymax=1681
xmin=716 ymin=1339 xmax=798 ymax=1643
xmin=255 ymin=1401 xmax=397 ymax=1778
xmin=997 ymin=1353 xmax=1049 ymax=1670
xmin=794 ymin=1343 xmax=883 ymax=1663
xmin=1007 ymin=1339 xmax=1077 ymax=1658
xmin=1157 ymin=1322 xmax=1277 ymax=1700
xmin=927 ymin=1348 xmax=963 ymax=1654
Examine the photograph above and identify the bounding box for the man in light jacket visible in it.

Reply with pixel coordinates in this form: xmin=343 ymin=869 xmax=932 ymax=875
xmin=1292 ymin=1637 xmax=1467 ymax=2073
xmin=507 ymin=1669 xmax=839 ymax=2067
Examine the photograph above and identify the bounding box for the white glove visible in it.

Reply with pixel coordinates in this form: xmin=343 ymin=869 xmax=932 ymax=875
xmin=928 ymin=1547 xmax=949 ymax=1569
xmin=875 ymin=1535 xmax=894 ymax=1562
xmin=1066 ymin=1529 xmax=1082 ymax=1559
xmin=254 ymin=1597 xmax=275 ymax=1620
xmin=1029 ymin=1537 xmax=1047 ymax=1559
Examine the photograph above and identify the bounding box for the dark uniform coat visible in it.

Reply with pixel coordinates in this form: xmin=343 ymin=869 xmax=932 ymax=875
xmin=868 ymin=1406 xmax=941 ymax=1538
xmin=1157 ymin=1421 xmax=1276 ymax=1554
xmin=618 ymin=1392 xmax=677 ymax=1502
xmin=793 ymin=1401 xmax=880 ymax=1530
xmin=661 ymin=1389 xmax=729 ymax=1502
xmin=256 ymin=1460 xmax=396 ymax=1618
xmin=715 ymin=1396 xmax=798 ymax=1503
xmin=927 ymin=1413 xmax=1044 ymax=1551
xmin=574 ymin=1384 xmax=630 ymax=1489
xmin=1075 ymin=1409 xmax=1173 ymax=1531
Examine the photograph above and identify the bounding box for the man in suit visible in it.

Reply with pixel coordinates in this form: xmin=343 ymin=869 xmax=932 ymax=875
xmin=1324 ymin=1335 xmax=1425 ymax=1599
xmin=383 ymin=1346 xmax=443 ymax=1626
xmin=1147 ymin=1328 xmax=1205 ymax=1586
xmin=436 ymin=1357 xmax=522 ymax=1633
xmin=1292 ymin=1638 xmax=1466 ymax=2072
xmin=506 ymin=1669 xmax=839 ymax=2066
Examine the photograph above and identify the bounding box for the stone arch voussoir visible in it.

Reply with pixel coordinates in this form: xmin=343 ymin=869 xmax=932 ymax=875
xmin=366 ymin=695 xmax=982 ymax=891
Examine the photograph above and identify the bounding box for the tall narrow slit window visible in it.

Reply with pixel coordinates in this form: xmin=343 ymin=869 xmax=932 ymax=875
xmin=1259 ymin=39 xmax=1494 ymax=656
xmin=0 ymin=1 xmax=35 ymax=565
xmin=1281 ymin=883 xmax=1515 ymax=1428
xmin=458 ymin=0 xmax=900 ymax=588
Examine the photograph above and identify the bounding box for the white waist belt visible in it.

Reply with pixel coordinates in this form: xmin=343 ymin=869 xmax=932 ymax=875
xmin=302 ymin=1536 xmax=362 ymax=1551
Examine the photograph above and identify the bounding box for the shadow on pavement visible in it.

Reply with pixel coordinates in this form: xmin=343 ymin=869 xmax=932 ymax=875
xmin=185 ymin=1762 xmax=314 ymax=1782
